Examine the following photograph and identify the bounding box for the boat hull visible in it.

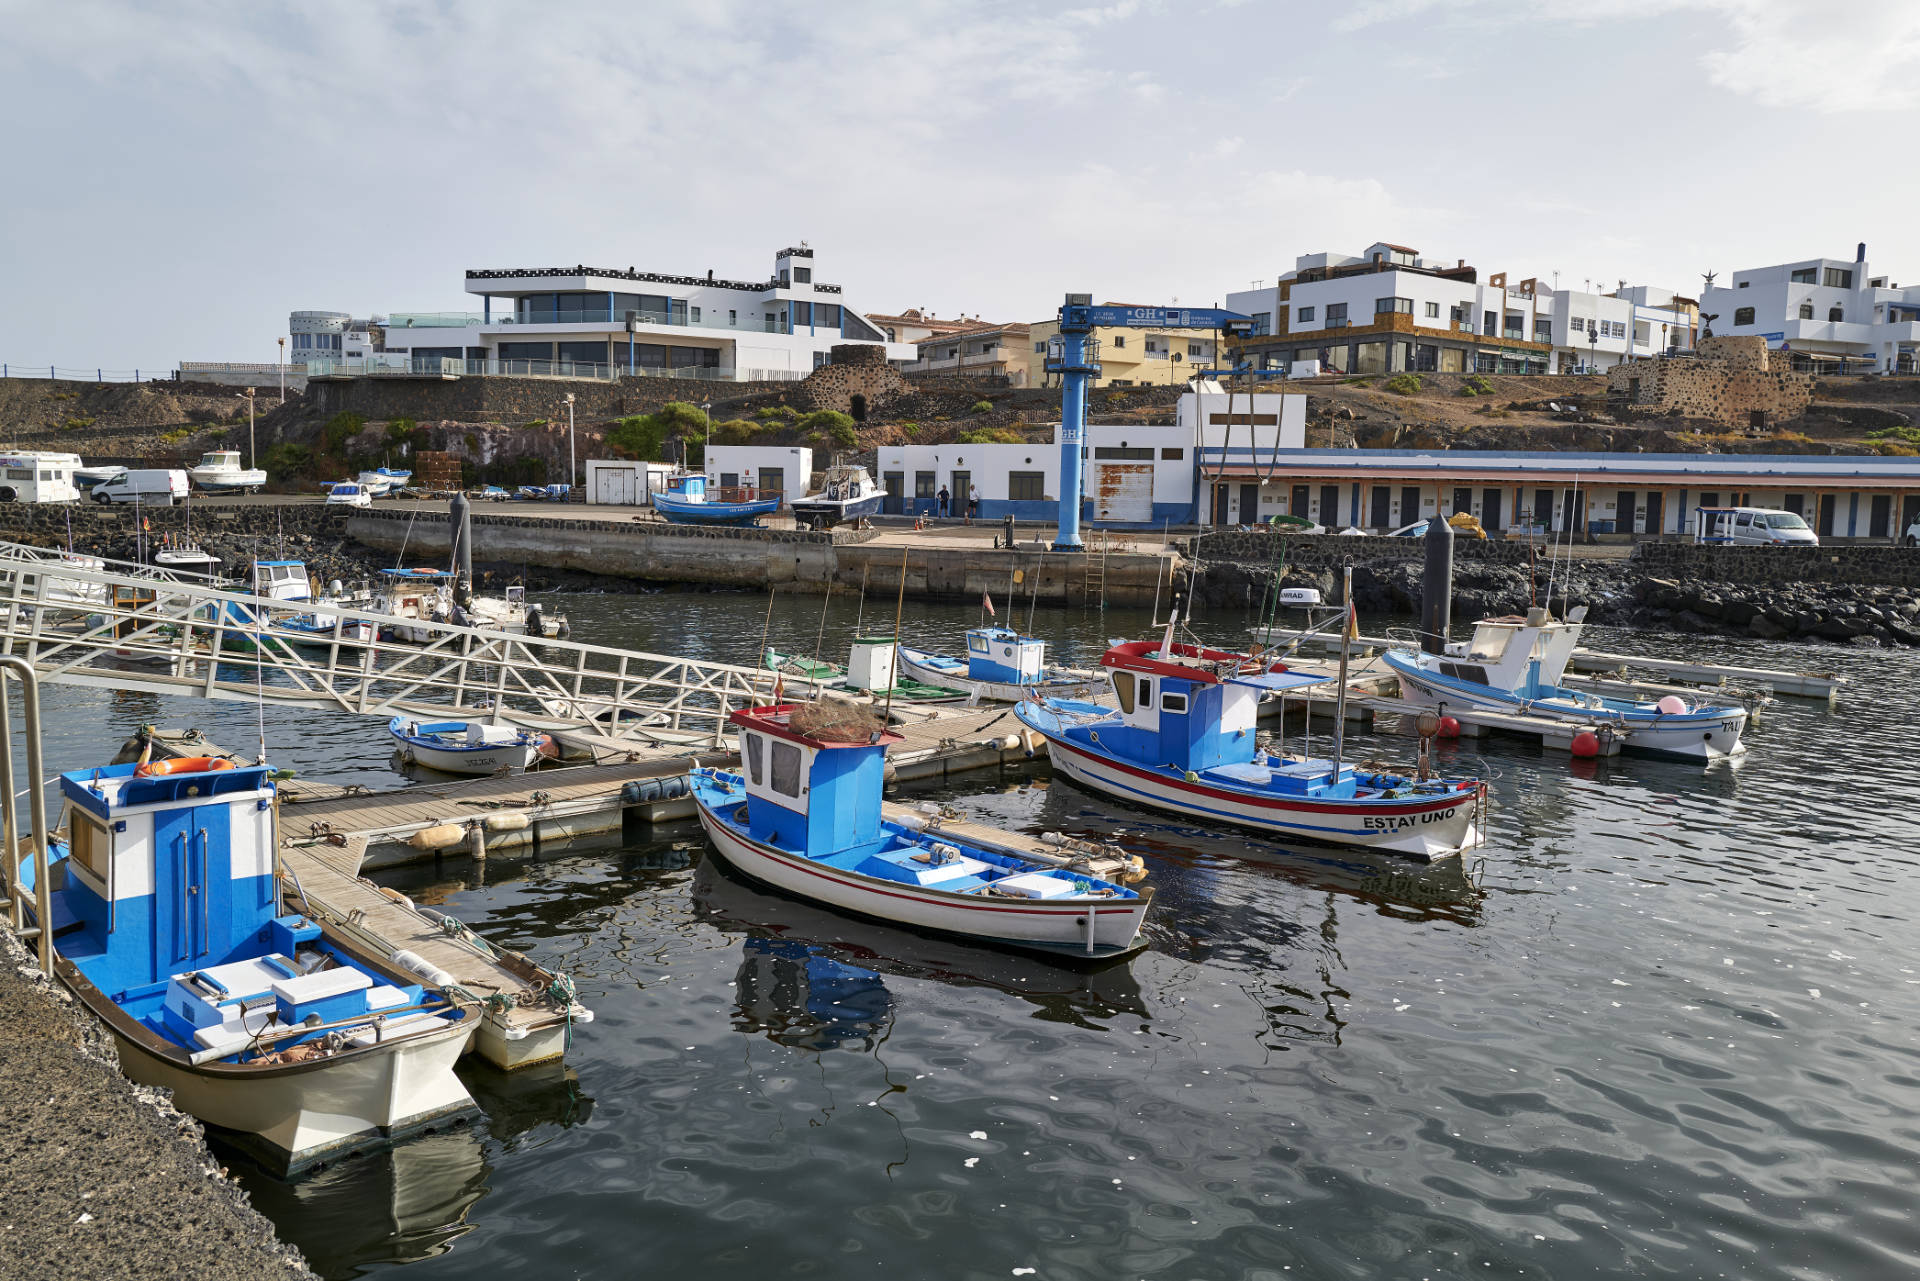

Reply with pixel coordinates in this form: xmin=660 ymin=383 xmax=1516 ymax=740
xmin=1019 ymin=708 xmax=1480 ymax=861
xmin=790 ymin=493 xmax=884 ymax=528
xmin=1383 ymin=653 xmax=1748 ymax=761
xmin=896 ymin=648 xmax=1101 ymax=703
xmin=390 ymin=725 xmax=541 ymax=775
xmin=104 ymin=1010 xmax=475 ymax=1175
xmin=694 ymin=795 xmax=1148 ymax=958
xmin=189 ymin=469 xmax=267 ymax=492
xmin=653 ymin=494 xmax=781 ymax=526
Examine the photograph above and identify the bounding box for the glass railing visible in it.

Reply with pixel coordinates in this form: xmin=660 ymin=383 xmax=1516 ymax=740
xmin=384 ymin=312 xmax=485 ymax=329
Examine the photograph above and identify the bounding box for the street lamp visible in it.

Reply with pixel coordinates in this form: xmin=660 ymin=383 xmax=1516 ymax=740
xmin=701 ymin=400 xmax=712 ymax=454
xmin=563 ymin=392 xmax=576 ymax=491
xmin=1587 ymin=320 xmax=1598 ymax=373
xmin=276 ymin=337 xmax=285 ymax=404
xmin=243 ymin=386 xmax=256 ymax=470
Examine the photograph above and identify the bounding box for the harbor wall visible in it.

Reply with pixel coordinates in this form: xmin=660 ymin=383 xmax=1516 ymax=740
xmin=1632 ymin=541 xmax=1920 ymax=587
xmin=1193 ymin=530 xmax=1536 ymax=567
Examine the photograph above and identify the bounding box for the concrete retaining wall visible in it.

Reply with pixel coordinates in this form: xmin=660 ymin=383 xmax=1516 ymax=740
xmin=1632 ymin=540 xmax=1920 ymax=587
xmin=1193 ymin=530 xmax=1536 ymax=566
xmin=305 ymin=374 xmax=806 ymax=424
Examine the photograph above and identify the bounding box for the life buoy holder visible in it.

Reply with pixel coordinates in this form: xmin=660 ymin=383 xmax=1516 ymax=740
xmin=136 ymin=756 xmax=236 ymax=777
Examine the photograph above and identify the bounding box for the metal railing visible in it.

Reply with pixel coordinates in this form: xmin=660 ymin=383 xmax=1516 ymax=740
xmin=2 ymin=363 xmax=173 ymax=383
xmin=0 ymin=542 xmax=774 ymax=750
xmin=0 ymin=657 xmax=51 ymax=971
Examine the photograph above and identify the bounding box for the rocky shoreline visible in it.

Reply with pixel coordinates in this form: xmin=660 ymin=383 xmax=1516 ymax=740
xmin=1195 ymin=555 xmax=1920 ymax=649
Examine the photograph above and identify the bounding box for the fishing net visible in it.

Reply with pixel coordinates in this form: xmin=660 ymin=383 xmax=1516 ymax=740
xmin=787 ymin=698 xmax=886 ymax=744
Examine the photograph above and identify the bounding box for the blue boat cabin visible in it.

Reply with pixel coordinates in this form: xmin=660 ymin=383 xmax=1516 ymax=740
xmin=965 ymin=626 xmax=1045 ymax=685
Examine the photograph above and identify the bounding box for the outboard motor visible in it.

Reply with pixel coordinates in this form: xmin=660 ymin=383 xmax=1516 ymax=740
xmin=524 ymin=604 xmax=545 ymax=639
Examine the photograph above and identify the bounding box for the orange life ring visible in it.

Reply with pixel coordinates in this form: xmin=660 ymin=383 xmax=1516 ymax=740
xmin=136 ymin=756 xmax=237 ymax=777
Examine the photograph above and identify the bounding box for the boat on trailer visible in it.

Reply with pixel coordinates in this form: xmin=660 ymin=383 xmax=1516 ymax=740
xmin=388 ymin=717 xmax=546 ymax=775
xmin=651 ymin=473 xmax=781 ymax=526
xmin=790 ymin=465 xmax=883 ymax=529
xmin=33 ymin=758 xmax=477 ymax=1175
xmin=1381 ymin=605 xmax=1748 ymax=761
xmin=690 ymin=703 xmax=1152 ymax=958
xmin=896 ymin=625 xmax=1102 ymax=703
xmin=1015 ymin=631 xmax=1486 ymax=861
xmin=187 ymin=449 xmax=267 ymax=494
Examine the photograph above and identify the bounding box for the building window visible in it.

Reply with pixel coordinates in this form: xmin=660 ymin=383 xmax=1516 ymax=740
xmin=915 ymin=471 xmax=936 ymax=498
xmin=1798 ymin=303 xmax=1814 ymax=320
xmin=1734 ymin=306 xmax=1755 ymax=326
xmin=1738 ymin=280 xmax=1749 ymax=288
xmin=1829 ymin=307 xmax=1844 ymax=322
xmin=1250 ymin=311 xmax=1270 ymax=335
xmin=1161 ymin=447 xmax=1183 ymax=460
xmin=1823 ymin=268 xmax=1853 ymax=289
xmin=1034 ymin=341 xmax=1046 ymax=353
xmin=1483 ymin=310 xmax=1497 ymax=336
xmin=729 ymin=310 xmax=737 ymax=326
xmin=1325 ymin=303 xmax=1346 ymax=322
xmin=1790 ymin=268 xmax=1817 ymax=284
xmin=1188 ymin=341 xmax=1204 ymax=357
xmin=793 ymin=267 xmax=812 ymax=284
xmin=1145 ymin=340 xmax=1159 ymax=353
xmin=1424 ymin=301 xmax=1440 ymax=319
xmin=1534 ymin=319 xmax=1552 ymax=342
xmin=1375 ymin=297 xmax=1413 ymax=315
xmin=1008 ymin=471 xmax=1045 ymax=501
xmin=1297 ymin=306 xmax=1315 ymax=323
xmin=1111 ymin=335 xmax=1125 ymax=348
xmin=1094 ymin=446 xmax=1155 ymax=459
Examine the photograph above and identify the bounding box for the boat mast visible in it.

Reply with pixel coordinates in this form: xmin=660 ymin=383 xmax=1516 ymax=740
xmin=883 ymin=547 xmax=907 ymax=722
xmin=1333 ymin=564 xmax=1352 ymax=772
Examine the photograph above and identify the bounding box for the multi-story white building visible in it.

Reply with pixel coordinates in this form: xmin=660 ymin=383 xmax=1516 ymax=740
xmin=1701 ymin=245 xmax=1920 ymax=373
xmin=1225 ymin=242 xmax=1694 ymax=376
xmin=302 ymin=245 xmax=914 ymax=383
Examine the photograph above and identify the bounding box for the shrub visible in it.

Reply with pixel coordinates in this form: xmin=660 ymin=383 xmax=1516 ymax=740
xmin=1383 ymin=374 xmax=1421 ymax=396
xmin=1343 ymin=377 xmax=1374 ymax=387
xmin=159 ymin=427 xmax=192 ymax=444
xmin=1876 ymin=441 xmax=1919 ymax=456
xmin=385 ymin=417 xmax=419 ymax=443
xmin=754 ymin=405 xmax=798 ymax=421
xmin=797 ymin=409 xmax=858 ymax=450
xmin=606 ymin=413 xmax=673 ymax=460
xmin=898 ymin=422 xmax=920 ymax=437
xmin=1867 ymin=423 xmax=1920 ymax=445
xmin=708 ymin=418 xmax=764 ymax=446
xmin=957 ymin=427 xmax=1023 ymax=444
xmin=62 ymin=416 xmax=94 ymax=431
xmin=969 ymin=399 xmax=994 ymax=414
xmin=261 ymin=442 xmax=311 ymax=476
xmin=319 ymin=411 xmax=366 ymax=452
xmin=1456 ymin=374 xmax=1496 ymax=397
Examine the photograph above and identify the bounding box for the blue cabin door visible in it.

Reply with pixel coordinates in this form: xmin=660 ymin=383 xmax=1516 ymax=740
xmin=154 ymin=805 xmax=227 ymax=969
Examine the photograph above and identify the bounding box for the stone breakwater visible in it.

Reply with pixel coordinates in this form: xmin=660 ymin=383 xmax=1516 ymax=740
xmin=1192 ymin=533 xmax=1920 ymax=648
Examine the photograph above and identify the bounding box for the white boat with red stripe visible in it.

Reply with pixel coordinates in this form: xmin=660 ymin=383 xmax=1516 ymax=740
xmin=1014 ymin=633 xmax=1485 ymax=861
xmin=689 ymin=704 xmax=1151 ymax=959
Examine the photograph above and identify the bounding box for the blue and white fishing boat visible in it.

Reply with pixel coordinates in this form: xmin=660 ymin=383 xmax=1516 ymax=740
xmin=1015 ymin=633 xmax=1486 ymax=861
xmin=357 ymin=467 xmax=411 ymax=497
xmin=651 ymin=473 xmax=781 ymax=526
xmin=689 ymin=704 xmax=1152 ymax=958
xmin=34 ymin=757 xmax=478 ymax=1174
xmin=896 ymin=626 xmax=1102 ymax=703
xmin=388 ymin=717 xmax=547 ymax=775
xmin=790 ymin=465 xmax=883 ymax=529
xmin=1382 ymin=605 xmax=1748 ymax=761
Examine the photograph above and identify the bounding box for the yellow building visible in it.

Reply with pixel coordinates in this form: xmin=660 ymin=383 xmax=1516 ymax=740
xmin=1027 ymin=304 xmax=1227 ymax=388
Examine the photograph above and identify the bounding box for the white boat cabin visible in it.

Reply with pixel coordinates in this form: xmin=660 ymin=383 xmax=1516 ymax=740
xmin=966 ymin=626 xmax=1045 ymax=685
xmin=252 ymin=560 xmax=313 ymax=603
xmin=1434 ymin=606 xmax=1588 ymax=695
xmin=846 ymin=638 xmax=897 ymax=691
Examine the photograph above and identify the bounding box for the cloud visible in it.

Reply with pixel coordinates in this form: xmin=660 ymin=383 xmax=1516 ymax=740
xmin=1699 ymin=1 xmax=1920 ymax=111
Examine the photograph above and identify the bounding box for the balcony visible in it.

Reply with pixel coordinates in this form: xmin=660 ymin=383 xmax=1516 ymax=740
xmin=1324 ymin=317 xmax=1350 ymax=329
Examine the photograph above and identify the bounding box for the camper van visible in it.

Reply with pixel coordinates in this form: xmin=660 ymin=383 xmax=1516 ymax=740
xmin=0 ymin=452 xmax=83 ymax=504
xmin=88 ymin=469 xmax=189 ymax=506
xmin=1693 ymin=505 xmax=1819 ymax=547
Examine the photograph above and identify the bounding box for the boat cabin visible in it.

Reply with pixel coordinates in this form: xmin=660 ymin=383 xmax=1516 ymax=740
xmin=195 ymin=449 xmax=245 ymax=472
xmin=664 ymin=473 xmax=708 ymax=503
xmin=816 ymin=467 xmax=875 ymax=503
xmin=733 ymin=705 xmax=903 ymax=858
xmin=1442 ymin=606 xmax=1587 ymax=695
xmin=846 ymin=637 xmax=897 ymax=691
xmin=1098 ymin=640 xmax=1329 ymax=773
xmin=965 ymin=626 xmax=1046 ymax=685
xmin=252 ymin=560 xmax=312 ymax=603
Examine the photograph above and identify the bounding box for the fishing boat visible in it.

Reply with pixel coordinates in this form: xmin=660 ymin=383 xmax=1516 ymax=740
xmin=251 ymin=559 xmax=313 ymax=602
xmin=689 ymin=703 xmax=1152 ymax=958
xmin=187 ymin=449 xmax=267 ymax=494
xmin=33 ymin=757 xmax=477 ymax=1174
xmin=762 ymin=646 xmax=848 ymax=697
xmin=841 ymin=636 xmax=970 ymax=703
xmin=464 ymin=583 xmax=567 ymax=638
xmin=272 ymin=611 xmax=377 ymax=650
xmin=790 ymin=465 xmax=883 ymax=529
xmin=1014 ymin=630 xmax=1486 ymax=861
xmin=357 ymin=467 xmax=412 ymax=497
xmin=896 ymin=626 xmax=1102 ymax=703
xmin=650 ymin=473 xmax=781 ymax=526
xmin=74 ymin=463 xmax=126 ymax=491
xmin=151 ymin=539 xmax=223 ymax=580
xmin=1381 ymin=605 xmax=1748 ymax=761
xmin=388 ymin=718 xmax=546 ymax=775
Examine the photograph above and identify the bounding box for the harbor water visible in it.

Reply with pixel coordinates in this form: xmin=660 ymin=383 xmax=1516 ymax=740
xmin=14 ymin=588 xmax=1919 ymax=1280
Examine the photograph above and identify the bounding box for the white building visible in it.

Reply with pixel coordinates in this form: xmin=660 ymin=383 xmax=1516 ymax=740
xmin=703 ymin=445 xmax=814 ymax=502
xmin=906 ymin=322 xmax=1031 ymax=385
xmin=1701 ymin=245 xmax=1920 ymax=373
xmin=1225 ymin=242 xmax=1693 ymax=376
xmin=304 ymin=245 xmax=915 ymax=383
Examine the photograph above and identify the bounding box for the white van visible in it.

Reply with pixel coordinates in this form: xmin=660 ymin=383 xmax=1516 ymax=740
xmin=89 ymin=469 xmax=189 ymax=506
xmin=0 ymin=452 xmax=83 ymax=504
xmin=1693 ymin=505 xmax=1819 ymax=547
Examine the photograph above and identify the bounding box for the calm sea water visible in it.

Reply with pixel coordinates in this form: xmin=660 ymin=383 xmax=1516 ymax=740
xmin=17 ymin=588 xmax=1920 ymax=1280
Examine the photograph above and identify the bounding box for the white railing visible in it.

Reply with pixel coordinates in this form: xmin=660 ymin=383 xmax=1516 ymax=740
xmin=0 ymin=543 xmax=774 ymax=747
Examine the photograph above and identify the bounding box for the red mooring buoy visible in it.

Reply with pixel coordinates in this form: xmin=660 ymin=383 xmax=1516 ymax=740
xmin=1570 ymin=730 xmax=1601 ymax=758
xmin=1437 ymin=715 xmax=1461 ymax=739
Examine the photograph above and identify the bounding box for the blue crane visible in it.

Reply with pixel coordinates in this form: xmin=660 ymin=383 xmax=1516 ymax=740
xmin=1044 ymin=295 xmax=1254 ymax=549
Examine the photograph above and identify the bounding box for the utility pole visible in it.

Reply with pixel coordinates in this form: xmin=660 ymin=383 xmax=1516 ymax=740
xmin=243 ymin=386 xmax=256 ymax=469
xmin=564 ymin=392 xmax=576 ymax=491
xmin=276 ymin=337 xmax=286 ymax=404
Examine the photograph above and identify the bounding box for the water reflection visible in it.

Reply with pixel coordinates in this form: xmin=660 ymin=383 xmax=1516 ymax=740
xmin=732 ymin=938 xmax=894 ymax=1052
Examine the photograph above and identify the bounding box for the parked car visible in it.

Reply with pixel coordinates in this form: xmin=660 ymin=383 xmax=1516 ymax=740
xmin=1694 ymin=506 xmax=1818 ymax=547
xmin=90 ymin=469 xmax=188 ymax=506
xmin=1905 ymin=515 xmax=1920 ymax=547
xmin=324 ymin=482 xmax=372 ymax=509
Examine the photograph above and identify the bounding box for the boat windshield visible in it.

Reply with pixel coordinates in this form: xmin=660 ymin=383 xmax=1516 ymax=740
xmin=1466 ymin=626 xmax=1513 ymax=662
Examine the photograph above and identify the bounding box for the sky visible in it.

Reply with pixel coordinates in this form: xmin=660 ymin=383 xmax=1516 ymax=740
xmin=4 ymin=0 xmax=1920 ymax=371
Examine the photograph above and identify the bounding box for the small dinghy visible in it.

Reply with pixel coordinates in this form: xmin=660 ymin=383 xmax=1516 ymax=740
xmin=33 ymin=758 xmax=478 ymax=1174
xmin=690 ymin=702 xmax=1152 ymax=958
xmin=896 ymin=626 xmax=1102 ymax=703
xmin=1015 ymin=627 xmax=1487 ymax=861
xmin=388 ymin=718 xmax=545 ymax=775
xmin=762 ymin=646 xmax=848 ymax=697
xmin=1382 ymin=605 xmax=1748 ymax=761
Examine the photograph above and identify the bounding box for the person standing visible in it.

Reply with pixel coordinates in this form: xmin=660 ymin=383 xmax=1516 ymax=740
xmin=967 ymin=484 xmax=981 ymax=525
xmin=936 ymin=484 xmax=950 ymax=519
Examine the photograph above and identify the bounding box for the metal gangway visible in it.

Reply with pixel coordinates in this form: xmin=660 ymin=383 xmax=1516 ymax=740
xmin=0 ymin=540 xmax=773 ymax=747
